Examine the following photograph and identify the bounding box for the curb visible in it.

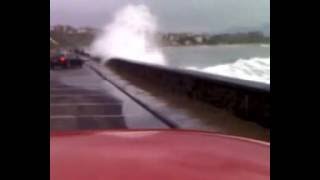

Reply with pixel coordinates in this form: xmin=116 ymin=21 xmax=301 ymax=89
xmin=87 ymin=62 xmax=179 ymax=129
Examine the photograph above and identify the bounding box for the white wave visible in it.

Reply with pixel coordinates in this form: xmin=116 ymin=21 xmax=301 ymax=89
xmin=89 ymin=4 xmax=166 ymax=65
xmin=185 ymin=57 xmax=270 ymax=84
xmin=185 ymin=66 xmax=198 ymax=70
xmin=260 ymin=44 xmax=270 ymax=48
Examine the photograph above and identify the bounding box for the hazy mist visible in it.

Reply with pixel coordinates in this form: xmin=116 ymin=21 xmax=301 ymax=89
xmin=50 ymin=0 xmax=269 ymax=33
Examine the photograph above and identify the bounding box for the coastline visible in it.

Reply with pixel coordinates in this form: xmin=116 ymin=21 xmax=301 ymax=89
xmin=160 ymin=43 xmax=270 ymax=48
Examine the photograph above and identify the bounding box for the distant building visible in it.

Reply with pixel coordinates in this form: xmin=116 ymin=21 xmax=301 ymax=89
xmin=50 ymin=37 xmax=58 ymax=45
xmin=195 ymin=36 xmax=203 ymax=44
xmin=77 ymin=27 xmax=97 ymax=34
xmin=78 ymin=28 xmax=87 ymax=33
xmin=184 ymin=40 xmax=191 ymax=45
xmin=168 ymin=35 xmax=176 ymax=41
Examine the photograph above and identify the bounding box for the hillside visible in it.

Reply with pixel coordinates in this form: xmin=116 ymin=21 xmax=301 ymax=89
xmin=50 ymin=25 xmax=97 ymax=49
xmin=50 ymin=25 xmax=269 ymax=49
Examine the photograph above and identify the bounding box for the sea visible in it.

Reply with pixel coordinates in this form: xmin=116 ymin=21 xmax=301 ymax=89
xmin=162 ymin=44 xmax=270 ymax=84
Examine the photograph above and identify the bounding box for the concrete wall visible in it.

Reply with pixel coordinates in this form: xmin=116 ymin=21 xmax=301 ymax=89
xmin=106 ymin=58 xmax=270 ymax=128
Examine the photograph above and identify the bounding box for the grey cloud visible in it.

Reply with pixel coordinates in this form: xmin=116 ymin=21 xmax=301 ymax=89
xmin=50 ymin=0 xmax=269 ymax=33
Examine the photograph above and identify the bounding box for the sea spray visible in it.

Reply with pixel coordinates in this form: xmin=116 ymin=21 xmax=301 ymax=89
xmin=185 ymin=57 xmax=270 ymax=84
xmin=90 ymin=4 xmax=166 ymax=65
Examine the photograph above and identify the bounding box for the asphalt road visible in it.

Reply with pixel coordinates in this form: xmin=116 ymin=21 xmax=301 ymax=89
xmin=50 ymin=65 xmax=169 ymax=131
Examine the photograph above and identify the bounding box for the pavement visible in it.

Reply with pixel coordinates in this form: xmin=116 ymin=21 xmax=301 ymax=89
xmin=50 ymin=65 xmax=169 ymax=131
xmin=50 ymin=61 xmax=269 ymax=141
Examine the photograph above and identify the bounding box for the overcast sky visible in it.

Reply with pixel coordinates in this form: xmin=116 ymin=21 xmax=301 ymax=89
xmin=50 ymin=0 xmax=269 ymax=33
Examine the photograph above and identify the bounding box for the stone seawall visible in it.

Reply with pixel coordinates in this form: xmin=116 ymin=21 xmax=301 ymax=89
xmin=105 ymin=58 xmax=270 ymax=128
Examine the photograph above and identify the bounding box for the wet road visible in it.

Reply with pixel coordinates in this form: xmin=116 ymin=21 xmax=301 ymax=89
xmin=50 ymin=66 xmax=169 ymax=131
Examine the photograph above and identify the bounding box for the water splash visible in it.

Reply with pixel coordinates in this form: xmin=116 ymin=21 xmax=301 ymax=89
xmin=90 ymin=4 xmax=166 ymax=65
xmin=185 ymin=57 xmax=270 ymax=84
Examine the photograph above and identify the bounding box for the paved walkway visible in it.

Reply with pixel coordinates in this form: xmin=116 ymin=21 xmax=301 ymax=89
xmin=50 ymin=66 xmax=169 ymax=131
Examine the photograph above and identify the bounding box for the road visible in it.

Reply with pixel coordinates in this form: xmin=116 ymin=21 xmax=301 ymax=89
xmin=50 ymin=65 xmax=169 ymax=131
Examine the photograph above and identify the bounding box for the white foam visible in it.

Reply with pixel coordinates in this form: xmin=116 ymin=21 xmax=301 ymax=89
xmin=185 ymin=57 xmax=270 ymax=84
xmin=260 ymin=44 xmax=270 ymax=48
xmin=185 ymin=66 xmax=198 ymax=70
xmin=90 ymin=4 xmax=166 ymax=65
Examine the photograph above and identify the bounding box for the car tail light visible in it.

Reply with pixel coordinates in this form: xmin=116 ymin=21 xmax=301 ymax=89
xmin=59 ymin=56 xmax=65 ymax=62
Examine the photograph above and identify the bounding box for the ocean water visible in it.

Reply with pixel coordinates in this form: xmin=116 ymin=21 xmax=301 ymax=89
xmin=88 ymin=4 xmax=269 ymax=85
xmin=162 ymin=44 xmax=270 ymax=84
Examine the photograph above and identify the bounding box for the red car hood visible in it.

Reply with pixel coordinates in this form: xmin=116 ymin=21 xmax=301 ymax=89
xmin=51 ymin=130 xmax=269 ymax=180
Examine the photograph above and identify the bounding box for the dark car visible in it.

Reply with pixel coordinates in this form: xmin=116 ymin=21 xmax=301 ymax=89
xmin=50 ymin=50 xmax=84 ymax=69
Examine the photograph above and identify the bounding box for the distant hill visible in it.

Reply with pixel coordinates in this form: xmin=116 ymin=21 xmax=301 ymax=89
xmin=260 ymin=23 xmax=270 ymax=36
xmin=50 ymin=25 xmax=97 ymax=49
xmin=224 ymin=23 xmax=270 ymax=37
xmin=50 ymin=25 xmax=269 ymax=49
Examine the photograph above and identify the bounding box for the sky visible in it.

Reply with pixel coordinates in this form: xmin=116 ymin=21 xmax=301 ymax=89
xmin=50 ymin=0 xmax=269 ymax=33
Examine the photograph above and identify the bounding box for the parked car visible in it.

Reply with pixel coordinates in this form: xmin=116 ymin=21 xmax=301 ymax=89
xmin=50 ymin=50 xmax=84 ymax=69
